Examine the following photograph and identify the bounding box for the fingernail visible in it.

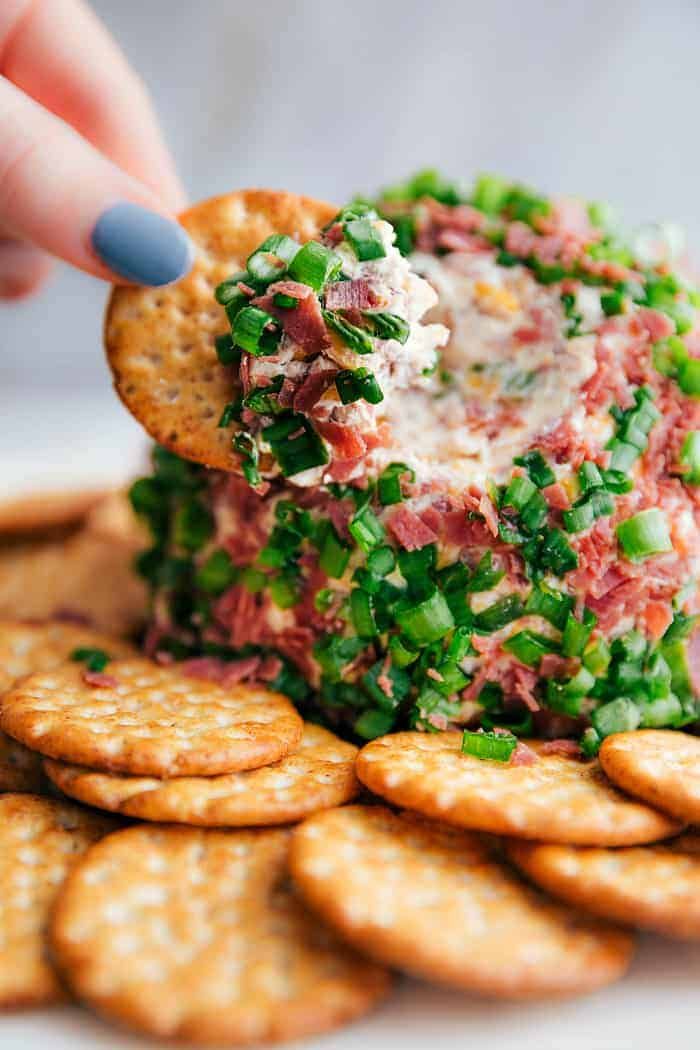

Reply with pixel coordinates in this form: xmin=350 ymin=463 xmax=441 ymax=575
xmin=91 ymin=202 xmax=194 ymax=286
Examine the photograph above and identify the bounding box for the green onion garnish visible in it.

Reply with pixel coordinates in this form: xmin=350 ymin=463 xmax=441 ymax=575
xmin=195 ymin=549 xmax=238 ymax=595
xmin=539 ymin=528 xmax=578 ymax=575
xmin=348 ymin=504 xmax=386 ymax=552
xmin=215 ymin=271 xmax=250 ymax=306
xmin=233 ymin=432 xmax=261 ymax=487
xmin=354 ymin=708 xmax=395 ymax=740
xmin=243 ymin=377 xmax=285 ymax=416
xmin=71 ymin=647 xmax=110 ymax=673
xmin=218 ymin=400 xmax=242 ymax=428
xmin=473 ymin=594 xmax=524 ymax=634
xmin=398 ymin=544 xmax=437 ymax=588
xmin=247 ymin=234 xmax=299 ymax=283
xmin=395 ymin=587 xmax=455 ymax=646
xmin=343 ymin=217 xmax=386 ymax=261
xmin=173 ymin=498 xmax=214 ymax=552
xmin=513 ymin=449 xmax=556 ymax=488
xmin=562 ymin=608 xmax=597 ymax=658
xmin=362 ymin=311 xmax=410 ymax=344
xmin=288 ymin=241 xmax=342 ymax=291
xmin=388 ymin=634 xmax=419 ymax=668
xmin=680 ymin=431 xmax=700 ymax=484
xmin=461 ymin=729 xmax=517 ymax=763
xmin=335 ymin=368 xmax=384 ymax=405
xmin=233 ymin=306 xmax=281 ymax=356
xmin=591 ymin=697 xmax=641 ymax=738
xmin=214 ymin=332 xmax=240 ymax=366
xmin=367 ymin=545 xmax=397 ymax=577
xmin=322 ymin=309 xmax=375 ymax=354
xmin=269 ymin=572 xmax=300 ymax=609
xmin=600 ymin=289 xmax=625 ymax=316
xmin=678 ymin=357 xmax=700 ymax=397
xmin=580 ymin=727 xmax=601 ymax=757
xmin=503 ymin=629 xmax=560 ymax=667
xmin=378 ymin=462 xmax=415 ymax=505
xmin=524 ymin=583 xmax=574 ymax=630
xmin=273 ymin=292 xmax=299 ymax=309
xmin=318 ymin=523 xmax=351 ymax=579
xmin=350 ymin=587 xmax=378 ymax=637
xmin=262 ymin=414 xmax=329 ymax=477
xmin=616 ymin=508 xmax=673 ymax=561
xmin=563 ymin=488 xmax=615 ymax=533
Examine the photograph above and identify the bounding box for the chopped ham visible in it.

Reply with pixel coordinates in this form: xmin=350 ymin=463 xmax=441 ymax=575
xmin=388 ymin=506 xmax=439 ymax=551
xmin=636 ymin=307 xmax=675 ymax=343
xmin=316 ymin=419 xmax=367 ymax=460
xmin=82 ymin=671 xmax=118 ymax=688
xmin=540 ymin=739 xmax=583 ymax=758
xmin=542 ymin=483 xmax=570 ymax=510
xmin=293 ymin=368 xmax=338 ymax=413
xmin=325 ymin=279 xmax=378 ymax=310
xmin=255 ymin=280 xmax=330 ymax=353
xmin=510 ymin=741 xmax=538 ymax=766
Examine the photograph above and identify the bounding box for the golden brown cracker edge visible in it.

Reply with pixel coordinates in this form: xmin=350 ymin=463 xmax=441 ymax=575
xmin=105 ymin=189 xmax=338 ymax=472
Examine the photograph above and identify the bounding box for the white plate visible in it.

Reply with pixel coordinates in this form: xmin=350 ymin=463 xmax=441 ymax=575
xmin=2 ymin=391 xmax=699 ymax=1049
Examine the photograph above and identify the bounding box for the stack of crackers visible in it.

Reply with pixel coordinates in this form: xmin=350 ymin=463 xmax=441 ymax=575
xmin=1 ymin=494 xmax=700 ymax=1046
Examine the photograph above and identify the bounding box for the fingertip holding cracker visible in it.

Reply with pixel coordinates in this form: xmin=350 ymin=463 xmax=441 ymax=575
xmin=44 ymin=723 xmax=359 ymax=826
xmin=105 ymin=189 xmax=338 ymax=472
xmin=0 ymin=793 xmax=116 ymax=1009
xmin=507 ymin=833 xmax=700 ymax=941
xmin=600 ymin=730 xmax=700 ymax=825
xmin=50 ymin=823 xmax=392 ymax=1045
xmin=1 ymin=658 xmax=303 ymax=778
xmin=290 ymin=805 xmax=634 ymax=999
xmin=355 ymin=732 xmax=681 ymax=846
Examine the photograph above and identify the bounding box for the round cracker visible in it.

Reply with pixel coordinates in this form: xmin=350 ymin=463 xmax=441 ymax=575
xmin=0 ymin=527 xmax=148 ymax=637
xmin=600 ymin=730 xmax=700 ymax=824
xmin=44 ymin=723 xmax=359 ymax=825
xmin=0 ymin=793 xmax=116 ymax=1008
xmin=0 ymin=490 xmax=108 ymax=537
xmin=51 ymin=823 xmax=391 ymax=1044
xmin=290 ymin=805 xmax=634 ymax=998
xmin=508 ymin=832 xmax=700 ymax=941
xmin=1 ymin=657 xmax=303 ymax=778
xmin=0 ymin=621 xmax=135 ymax=794
xmin=105 ymin=189 xmax=337 ymax=472
xmin=356 ymin=732 xmax=681 ymax=845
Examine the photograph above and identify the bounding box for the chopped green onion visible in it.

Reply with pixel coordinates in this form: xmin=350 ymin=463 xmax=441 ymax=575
xmin=318 ymin=523 xmax=351 ymax=579
xmin=314 ymin=588 xmax=335 ymax=614
xmin=240 ymin=566 xmax=266 ymax=593
xmin=214 ymin=332 xmax=240 ymax=365
xmin=578 ymin=461 xmax=604 ymax=493
xmin=335 ymin=368 xmax=384 ymax=405
xmin=461 ymin=729 xmax=517 ymax=763
xmin=218 ymin=400 xmax=242 ymax=428
xmin=233 ymin=432 xmax=261 ymax=487
xmin=395 ymin=587 xmax=455 ymax=646
xmin=562 ymin=608 xmax=597 ymax=658
xmin=378 ymin=462 xmax=415 ymax=505
xmin=367 ymin=545 xmax=396 ymax=577
xmin=173 ymin=498 xmax=214 ymax=552
xmin=350 ymin=588 xmax=378 ymax=637
xmin=398 ymin=544 xmax=437 ymax=588
xmin=349 ymin=504 xmax=386 ymax=552
xmin=362 ymin=660 xmax=411 ymax=710
xmin=591 ymin=697 xmax=641 ymax=738
xmin=608 ymin=439 xmax=640 ymax=473
xmin=680 ymin=431 xmax=700 ymax=484
xmin=519 ymin=490 xmax=549 ymax=533
xmin=638 ymin=693 xmax=683 ymax=728
xmin=314 ymin=635 xmax=366 ymax=682
xmin=678 ymin=356 xmax=700 ymax=397
xmin=563 ymin=488 xmax=615 ymax=533
xmin=269 ymin=572 xmax=299 ymax=609
xmin=503 ymin=629 xmax=560 ymax=667
xmin=233 ymin=306 xmax=281 ymax=356
xmin=524 ymin=583 xmax=574 ymax=630
xmin=616 ymin=508 xmax=673 ymax=561
xmin=513 ymin=449 xmax=556 ymax=488
xmin=600 ymin=289 xmax=625 ymax=316
xmin=472 ymin=173 xmax=511 ymax=216
xmin=473 ymin=594 xmax=524 ymax=633
xmin=196 ymin=549 xmax=238 ymax=595
xmin=503 ymin=475 xmax=537 ymax=511
xmin=215 ymin=270 xmax=250 ymax=305
xmin=243 ymin=377 xmax=285 ymax=416
xmin=362 ymin=311 xmax=410 ymax=344
xmin=288 ymin=241 xmax=342 ymax=291
xmin=273 ymin=291 xmax=299 ymax=309
xmin=354 ymin=708 xmax=395 ymax=740
xmin=388 ymin=634 xmax=419 ymax=668
xmin=466 ymin=551 xmax=505 ymax=593
xmin=343 ymin=217 xmax=386 ymax=261
xmin=539 ymin=528 xmax=578 ymax=575
xmin=247 ymin=234 xmax=299 ymax=283
xmin=580 ymin=727 xmax=601 ymax=757
xmin=262 ymin=414 xmax=328 ymax=477
xmin=71 ymin=647 xmax=110 ymax=673
xmin=322 ymin=309 xmax=375 ymax=354
xmin=600 ymin=469 xmax=634 ymax=494
xmin=391 ymin=214 xmax=415 ymax=255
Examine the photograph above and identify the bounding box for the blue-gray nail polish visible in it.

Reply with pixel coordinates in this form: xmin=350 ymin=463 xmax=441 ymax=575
xmin=92 ymin=202 xmax=193 ymax=286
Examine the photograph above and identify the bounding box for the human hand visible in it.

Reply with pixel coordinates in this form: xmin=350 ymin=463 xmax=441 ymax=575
xmin=0 ymin=0 xmax=193 ymax=300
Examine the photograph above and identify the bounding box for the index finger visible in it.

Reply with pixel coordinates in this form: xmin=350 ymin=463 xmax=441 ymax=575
xmin=0 ymin=0 xmax=186 ymax=211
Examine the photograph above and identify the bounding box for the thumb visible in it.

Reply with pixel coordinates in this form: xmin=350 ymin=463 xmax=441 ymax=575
xmin=0 ymin=78 xmax=193 ymax=286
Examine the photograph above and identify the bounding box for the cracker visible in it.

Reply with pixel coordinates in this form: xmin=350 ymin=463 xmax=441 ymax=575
xmin=0 ymin=621 xmax=135 ymax=794
xmin=105 ymin=190 xmax=337 ymax=472
xmin=290 ymin=805 xmax=634 ymax=998
xmin=44 ymin=723 xmax=359 ymax=825
xmin=51 ymin=823 xmax=391 ymax=1044
xmin=600 ymin=730 xmax=700 ymax=824
xmin=356 ymin=732 xmax=681 ymax=845
xmin=0 ymin=793 xmax=115 ymax=1008
xmin=0 ymin=490 xmax=108 ymax=537
xmin=508 ymin=832 xmax=700 ymax=940
xmin=1 ymin=657 xmax=303 ymax=777
xmin=0 ymin=527 xmax=148 ymax=637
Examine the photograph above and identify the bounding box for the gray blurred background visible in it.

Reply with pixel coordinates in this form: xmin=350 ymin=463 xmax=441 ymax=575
xmin=2 ymin=0 xmax=700 ymax=395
